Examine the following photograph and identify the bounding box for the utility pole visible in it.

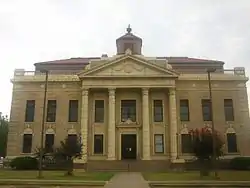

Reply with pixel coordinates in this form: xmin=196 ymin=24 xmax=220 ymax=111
xmin=38 ymin=70 xmax=49 ymax=178
xmin=207 ymin=68 xmax=218 ymax=178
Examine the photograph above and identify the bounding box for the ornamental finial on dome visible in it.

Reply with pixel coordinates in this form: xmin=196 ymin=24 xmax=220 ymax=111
xmin=126 ymin=24 xmax=132 ymax=33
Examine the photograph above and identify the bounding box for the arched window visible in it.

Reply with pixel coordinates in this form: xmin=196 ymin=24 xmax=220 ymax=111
xmin=22 ymin=134 xmax=32 ymax=153
xmin=22 ymin=127 xmax=33 ymax=153
xmin=180 ymin=125 xmax=192 ymax=153
xmin=226 ymin=127 xmax=237 ymax=153
xmin=45 ymin=128 xmax=55 ymax=153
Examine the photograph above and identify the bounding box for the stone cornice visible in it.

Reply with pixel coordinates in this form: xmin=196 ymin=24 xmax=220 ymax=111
xmin=11 ymin=74 xmax=80 ymax=83
xmin=178 ymin=74 xmax=248 ymax=81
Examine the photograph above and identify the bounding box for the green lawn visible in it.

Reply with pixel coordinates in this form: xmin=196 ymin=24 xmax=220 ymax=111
xmin=143 ymin=171 xmax=250 ymax=181
xmin=0 ymin=170 xmax=114 ymax=181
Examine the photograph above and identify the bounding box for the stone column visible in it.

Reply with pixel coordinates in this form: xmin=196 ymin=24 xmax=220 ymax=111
xmin=142 ymin=88 xmax=151 ymax=160
xmin=169 ymin=88 xmax=178 ymax=161
xmin=107 ymin=88 xmax=116 ymax=160
xmin=81 ymin=88 xmax=89 ymax=163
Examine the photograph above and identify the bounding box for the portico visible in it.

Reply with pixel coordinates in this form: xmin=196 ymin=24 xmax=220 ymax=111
xmin=77 ymin=52 xmax=179 ymax=163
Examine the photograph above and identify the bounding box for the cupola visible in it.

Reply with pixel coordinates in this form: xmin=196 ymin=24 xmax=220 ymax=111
xmin=116 ymin=25 xmax=142 ymax=55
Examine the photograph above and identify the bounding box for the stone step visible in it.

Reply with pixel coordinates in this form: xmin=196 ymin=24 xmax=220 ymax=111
xmin=86 ymin=160 xmax=171 ymax=172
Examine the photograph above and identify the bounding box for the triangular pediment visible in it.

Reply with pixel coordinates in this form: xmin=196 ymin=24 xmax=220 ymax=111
xmin=78 ymin=55 xmax=179 ymax=78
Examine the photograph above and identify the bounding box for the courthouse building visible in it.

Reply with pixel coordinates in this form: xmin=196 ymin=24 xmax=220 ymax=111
xmin=7 ymin=26 xmax=250 ymax=169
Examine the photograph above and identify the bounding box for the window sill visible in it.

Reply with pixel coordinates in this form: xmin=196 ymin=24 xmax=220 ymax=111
xmin=153 ymin=122 xmax=164 ymax=125
xmin=92 ymin=153 xmax=105 ymax=156
xmin=93 ymin=122 xmax=105 ymax=125
xmin=153 ymin=153 xmax=165 ymax=155
xmin=225 ymin=152 xmax=240 ymax=155
xmin=225 ymin=121 xmax=235 ymax=123
xmin=20 ymin=153 xmax=32 ymax=155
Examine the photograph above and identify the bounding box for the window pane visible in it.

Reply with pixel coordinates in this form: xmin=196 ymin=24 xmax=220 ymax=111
xmin=46 ymin=100 xmax=57 ymax=122
xmin=153 ymin=100 xmax=163 ymax=122
xmin=227 ymin=133 xmax=237 ymax=153
xmin=121 ymin=100 xmax=136 ymax=122
xmin=95 ymin=100 xmax=104 ymax=123
xmin=224 ymin=99 xmax=234 ymax=121
xmin=22 ymin=134 xmax=32 ymax=153
xmin=154 ymin=134 xmax=164 ymax=153
xmin=68 ymin=100 xmax=78 ymax=122
xmin=45 ymin=134 xmax=54 ymax=153
xmin=25 ymin=100 xmax=35 ymax=122
xmin=68 ymin=134 xmax=77 ymax=144
xmin=94 ymin=135 xmax=103 ymax=154
xmin=202 ymin=99 xmax=211 ymax=121
xmin=181 ymin=134 xmax=193 ymax=153
xmin=180 ymin=99 xmax=189 ymax=121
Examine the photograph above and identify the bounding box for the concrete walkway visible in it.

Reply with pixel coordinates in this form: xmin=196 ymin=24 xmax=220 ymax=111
xmin=104 ymin=172 xmax=149 ymax=188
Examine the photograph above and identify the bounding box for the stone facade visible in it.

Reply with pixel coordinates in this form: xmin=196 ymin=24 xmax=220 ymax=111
xmin=6 ymin=27 xmax=250 ymax=166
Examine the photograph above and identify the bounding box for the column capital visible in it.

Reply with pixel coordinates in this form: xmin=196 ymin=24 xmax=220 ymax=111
xmin=168 ymin=88 xmax=176 ymax=96
xmin=108 ymin=88 xmax=116 ymax=96
xmin=142 ymin=88 xmax=149 ymax=96
xmin=81 ymin=88 xmax=89 ymax=96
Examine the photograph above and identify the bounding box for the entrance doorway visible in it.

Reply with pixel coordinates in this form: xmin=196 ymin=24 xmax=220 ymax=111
xmin=121 ymin=134 xmax=137 ymax=160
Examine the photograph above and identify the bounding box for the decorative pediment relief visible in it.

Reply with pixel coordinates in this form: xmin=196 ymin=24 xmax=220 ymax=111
xmin=78 ymin=55 xmax=179 ymax=77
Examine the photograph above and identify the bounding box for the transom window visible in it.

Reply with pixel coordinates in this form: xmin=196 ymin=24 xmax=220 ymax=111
xmin=121 ymin=100 xmax=136 ymax=122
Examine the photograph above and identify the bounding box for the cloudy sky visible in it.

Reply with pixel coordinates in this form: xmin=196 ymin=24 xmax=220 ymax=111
xmin=0 ymin=0 xmax=250 ymax=116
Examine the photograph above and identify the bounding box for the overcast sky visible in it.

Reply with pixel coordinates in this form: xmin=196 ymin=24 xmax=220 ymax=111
xmin=0 ymin=0 xmax=250 ymax=116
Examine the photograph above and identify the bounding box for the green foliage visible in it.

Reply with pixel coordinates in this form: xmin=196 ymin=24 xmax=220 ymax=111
xmin=10 ymin=156 xmax=38 ymax=170
xmin=0 ymin=112 xmax=9 ymax=157
xmin=53 ymin=136 xmax=82 ymax=175
xmin=33 ymin=147 xmax=48 ymax=159
xmin=190 ymin=127 xmax=224 ymax=160
xmin=230 ymin=157 xmax=250 ymax=170
xmin=54 ymin=136 xmax=82 ymax=160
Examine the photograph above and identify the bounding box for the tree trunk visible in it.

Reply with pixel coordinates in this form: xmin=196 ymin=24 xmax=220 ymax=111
xmin=199 ymin=159 xmax=210 ymax=177
xmin=65 ymin=158 xmax=74 ymax=176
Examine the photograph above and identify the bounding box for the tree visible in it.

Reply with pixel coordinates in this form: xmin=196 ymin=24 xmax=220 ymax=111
xmin=190 ymin=127 xmax=224 ymax=177
xmin=53 ymin=136 xmax=82 ymax=176
xmin=0 ymin=112 xmax=9 ymax=157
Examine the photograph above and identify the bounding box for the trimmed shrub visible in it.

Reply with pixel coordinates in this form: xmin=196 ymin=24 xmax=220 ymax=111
xmin=10 ymin=156 xmax=38 ymax=170
xmin=230 ymin=157 xmax=250 ymax=170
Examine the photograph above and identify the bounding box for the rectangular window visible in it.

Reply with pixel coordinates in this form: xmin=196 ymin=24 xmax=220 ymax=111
xmin=153 ymin=100 xmax=163 ymax=122
xmin=227 ymin=133 xmax=237 ymax=153
xmin=202 ymin=99 xmax=211 ymax=121
xmin=67 ymin=134 xmax=77 ymax=145
xmin=68 ymin=100 xmax=78 ymax=122
xmin=180 ymin=99 xmax=189 ymax=121
xmin=46 ymin=100 xmax=57 ymax=122
xmin=181 ymin=134 xmax=193 ymax=153
xmin=154 ymin=134 xmax=164 ymax=153
xmin=121 ymin=100 xmax=136 ymax=122
xmin=224 ymin=99 xmax=234 ymax=121
xmin=45 ymin=134 xmax=54 ymax=153
xmin=95 ymin=100 xmax=105 ymax=123
xmin=94 ymin=134 xmax=103 ymax=154
xmin=22 ymin=134 xmax=32 ymax=153
xmin=25 ymin=100 xmax=35 ymax=122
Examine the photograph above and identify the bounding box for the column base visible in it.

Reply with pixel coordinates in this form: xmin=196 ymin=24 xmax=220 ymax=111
xmin=106 ymin=157 xmax=116 ymax=160
xmin=73 ymin=158 xmax=86 ymax=163
xmin=141 ymin=157 xmax=151 ymax=160
xmin=73 ymin=159 xmax=87 ymax=170
xmin=171 ymin=158 xmax=185 ymax=163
